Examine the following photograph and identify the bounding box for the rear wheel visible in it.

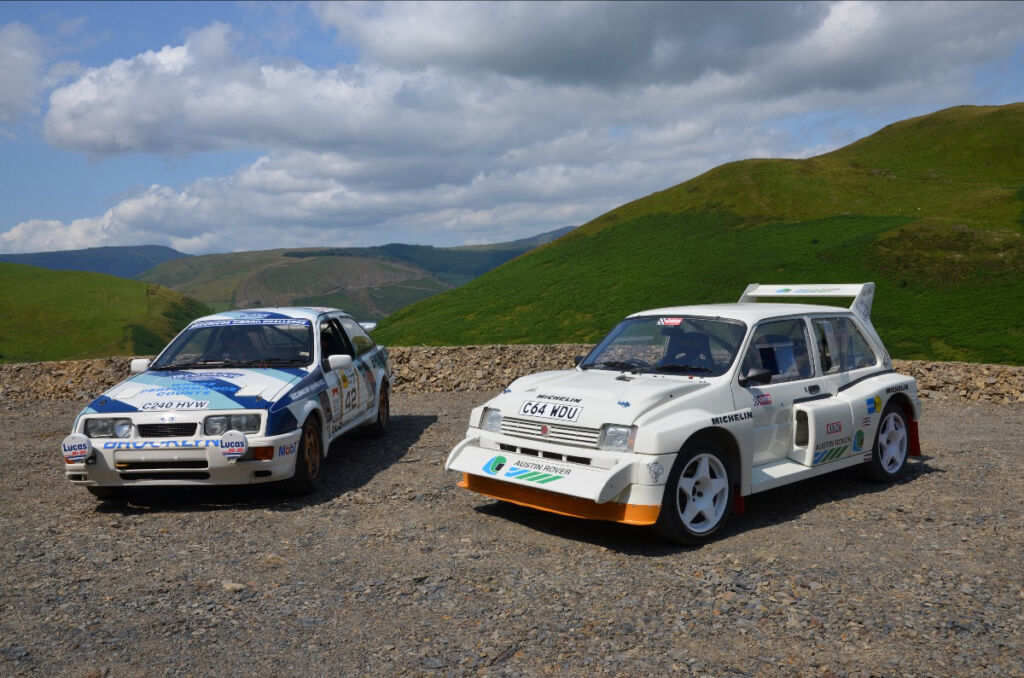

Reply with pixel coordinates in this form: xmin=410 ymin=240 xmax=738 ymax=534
xmin=281 ymin=418 xmax=323 ymax=495
xmin=654 ymin=440 xmax=734 ymax=545
xmin=362 ymin=383 xmax=389 ymax=438
xmin=864 ymin=401 xmax=909 ymax=482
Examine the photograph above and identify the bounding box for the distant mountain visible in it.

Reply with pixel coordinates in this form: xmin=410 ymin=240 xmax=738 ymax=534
xmin=138 ymin=226 xmax=576 ymax=319
xmin=373 ymin=103 xmax=1024 ymax=365
xmin=282 ymin=226 xmax=576 ymax=285
xmin=0 ymin=262 xmax=210 ymax=363
xmin=0 ymin=245 xmax=189 ymax=278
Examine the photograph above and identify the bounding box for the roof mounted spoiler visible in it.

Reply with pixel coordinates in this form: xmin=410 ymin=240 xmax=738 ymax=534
xmin=738 ymin=283 xmax=876 ymax=322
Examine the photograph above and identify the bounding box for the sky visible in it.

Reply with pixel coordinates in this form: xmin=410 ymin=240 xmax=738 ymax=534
xmin=1 ymin=1 xmax=1023 ymax=255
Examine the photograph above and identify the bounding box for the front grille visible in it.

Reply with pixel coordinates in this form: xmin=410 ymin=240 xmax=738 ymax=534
xmin=137 ymin=423 xmax=198 ymax=438
xmin=500 ymin=417 xmax=601 ymax=448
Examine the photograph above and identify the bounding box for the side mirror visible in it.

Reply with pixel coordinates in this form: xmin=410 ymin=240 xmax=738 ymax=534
xmin=130 ymin=358 xmax=151 ymax=374
xmin=738 ymin=367 xmax=773 ymax=387
xmin=573 ymin=356 xmax=585 ymax=366
xmin=328 ymin=354 xmax=354 ymax=370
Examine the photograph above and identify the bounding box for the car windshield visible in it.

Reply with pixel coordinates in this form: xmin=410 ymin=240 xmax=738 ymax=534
xmin=150 ymin=319 xmax=314 ymax=369
xmin=579 ymin=315 xmax=746 ymax=377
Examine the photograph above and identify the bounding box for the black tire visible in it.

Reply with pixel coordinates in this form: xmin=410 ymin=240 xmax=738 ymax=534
xmin=654 ymin=439 xmax=734 ymax=545
xmin=361 ymin=382 xmax=389 ymax=438
xmin=87 ymin=486 xmax=128 ymax=501
xmin=863 ymin=401 xmax=910 ymax=482
xmin=281 ymin=418 xmax=324 ymax=495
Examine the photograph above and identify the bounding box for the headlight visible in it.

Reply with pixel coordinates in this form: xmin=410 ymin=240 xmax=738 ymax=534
xmin=84 ymin=418 xmax=133 ymax=438
xmin=480 ymin=407 xmax=503 ymax=433
xmin=204 ymin=414 xmax=261 ymax=436
xmin=598 ymin=424 xmax=637 ymax=452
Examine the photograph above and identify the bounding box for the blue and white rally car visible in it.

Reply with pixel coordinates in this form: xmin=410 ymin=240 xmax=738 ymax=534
xmin=61 ymin=308 xmax=392 ymax=499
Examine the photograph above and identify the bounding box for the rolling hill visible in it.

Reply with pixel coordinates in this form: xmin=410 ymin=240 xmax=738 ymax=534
xmin=0 ymin=245 xmax=188 ymax=278
xmin=373 ymin=103 xmax=1024 ymax=365
xmin=138 ymin=226 xmax=574 ymax=319
xmin=0 ymin=263 xmax=210 ymax=363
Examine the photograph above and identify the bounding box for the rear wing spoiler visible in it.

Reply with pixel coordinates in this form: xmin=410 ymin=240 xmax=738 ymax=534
xmin=738 ymin=283 xmax=876 ymax=323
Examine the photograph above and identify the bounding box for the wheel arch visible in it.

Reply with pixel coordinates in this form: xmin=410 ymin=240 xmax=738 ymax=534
xmin=301 ymin=407 xmax=326 ymax=458
xmin=884 ymin=392 xmax=921 ymax=456
xmin=683 ymin=426 xmax=742 ymax=483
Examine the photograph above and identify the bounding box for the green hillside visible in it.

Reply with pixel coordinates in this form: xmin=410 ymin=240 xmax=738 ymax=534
xmin=374 ymin=104 xmax=1024 ymax=365
xmin=138 ymin=227 xmax=572 ymax=318
xmin=138 ymin=248 xmax=450 ymax=319
xmin=0 ymin=263 xmax=211 ymax=363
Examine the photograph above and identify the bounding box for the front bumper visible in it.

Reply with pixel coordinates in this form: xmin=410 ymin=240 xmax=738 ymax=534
xmin=459 ymin=473 xmax=661 ymax=525
xmin=62 ymin=429 xmax=301 ymax=487
xmin=445 ymin=433 xmax=672 ymax=525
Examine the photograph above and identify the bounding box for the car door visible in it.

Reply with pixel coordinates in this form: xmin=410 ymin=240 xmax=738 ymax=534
xmin=733 ymin=317 xmax=827 ymax=466
xmin=810 ymin=315 xmax=881 ymax=457
xmin=337 ymin=316 xmax=377 ymax=414
xmin=319 ymin=318 xmax=359 ymax=437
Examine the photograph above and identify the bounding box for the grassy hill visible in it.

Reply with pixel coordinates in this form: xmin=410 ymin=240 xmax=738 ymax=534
xmin=137 ymin=249 xmax=450 ymax=319
xmin=373 ymin=104 xmax=1024 ymax=365
xmin=0 ymin=263 xmax=210 ymax=363
xmin=0 ymin=245 xmax=188 ymax=278
xmin=138 ymin=226 xmax=573 ymax=318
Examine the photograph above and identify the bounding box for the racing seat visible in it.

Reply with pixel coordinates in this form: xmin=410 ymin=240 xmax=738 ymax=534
xmin=658 ymin=332 xmax=714 ymax=371
xmin=224 ymin=332 xmax=259 ymax=362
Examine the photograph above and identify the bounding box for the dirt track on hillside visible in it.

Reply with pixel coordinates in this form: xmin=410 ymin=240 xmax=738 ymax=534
xmin=1 ymin=393 xmax=1021 ymax=677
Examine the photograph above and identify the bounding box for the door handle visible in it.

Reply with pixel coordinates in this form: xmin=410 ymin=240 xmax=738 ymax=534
xmin=807 ymin=384 xmax=820 ymax=394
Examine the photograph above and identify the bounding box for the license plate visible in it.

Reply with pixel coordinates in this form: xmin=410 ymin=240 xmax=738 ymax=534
xmin=519 ymin=400 xmax=582 ymax=422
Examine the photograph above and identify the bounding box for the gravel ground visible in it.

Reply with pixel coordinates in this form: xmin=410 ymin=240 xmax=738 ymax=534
xmin=1 ymin=394 xmax=1021 ymax=677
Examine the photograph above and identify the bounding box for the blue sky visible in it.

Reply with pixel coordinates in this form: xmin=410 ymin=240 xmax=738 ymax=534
xmin=2 ymin=1 xmax=1022 ymax=255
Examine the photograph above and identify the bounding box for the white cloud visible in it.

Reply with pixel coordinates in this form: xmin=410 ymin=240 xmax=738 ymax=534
xmin=3 ymin=2 xmax=1023 ymax=254
xmin=0 ymin=23 xmax=46 ymax=124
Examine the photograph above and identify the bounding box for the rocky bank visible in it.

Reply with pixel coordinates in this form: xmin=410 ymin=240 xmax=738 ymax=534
xmin=0 ymin=345 xmax=1021 ymax=404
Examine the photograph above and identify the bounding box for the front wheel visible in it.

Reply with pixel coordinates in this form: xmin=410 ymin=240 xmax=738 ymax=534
xmin=654 ymin=440 xmax=734 ymax=545
xmin=281 ymin=418 xmax=323 ymax=495
xmin=863 ymin=401 xmax=909 ymax=482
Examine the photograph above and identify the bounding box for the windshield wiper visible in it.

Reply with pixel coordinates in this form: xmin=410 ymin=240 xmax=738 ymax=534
xmin=586 ymin=360 xmax=643 ymax=374
xmin=150 ymin=360 xmax=213 ymax=370
xmin=654 ymin=364 xmax=714 ymax=374
xmin=152 ymin=359 xmax=243 ymax=369
xmin=250 ymin=358 xmax=308 ymax=367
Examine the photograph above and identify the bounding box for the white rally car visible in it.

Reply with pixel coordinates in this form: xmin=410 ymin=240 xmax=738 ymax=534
xmin=61 ymin=308 xmax=392 ymax=499
xmin=446 ymin=283 xmax=922 ymax=544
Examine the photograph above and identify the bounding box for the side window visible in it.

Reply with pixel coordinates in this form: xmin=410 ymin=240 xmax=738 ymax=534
xmin=319 ymin=320 xmax=352 ymax=366
xmin=742 ymin=319 xmax=814 ymax=384
xmin=338 ymin=317 xmax=376 ymax=356
xmin=812 ymin=317 xmax=877 ymax=373
xmin=813 ymin=320 xmax=840 ymax=374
